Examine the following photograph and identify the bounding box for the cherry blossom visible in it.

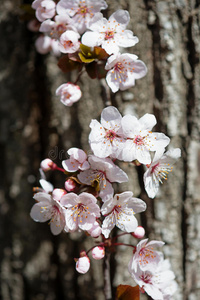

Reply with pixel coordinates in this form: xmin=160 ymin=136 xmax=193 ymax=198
xmin=62 ymin=147 xmax=90 ymax=172
xmin=52 ymin=188 xmax=67 ymax=201
xmin=101 ymin=192 xmax=146 ymax=238
xmin=144 ymin=148 xmax=181 ymax=198
xmin=87 ymin=221 xmax=102 ymax=238
xmin=60 ymin=192 xmax=100 ymax=232
xmin=89 ymin=106 xmax=125 ymax=159
xmin=56 ymin=0 xmax=108 ymax=34
xmin=105 ymin=52 xmax=147 ymax=93
xmin=58 ymin=30 xmax=80 ymax=54
xmin=92 ymin=246 xmax=105 ymax=260
xmin=129 ymin=239 xmax=164 ymax=272
xmin=129 ymin=258 xmax=177 ymax=300
xmin=35 ymin=35 xmax=61 ymax=56
xmin=121 ymin=113 xmax=170 ymax=164
xmin=39 ymin=15 xmax=75 ymax=40
xmin=82 ymin=10 xmax=138 ymax=55
xmin=76 ymin=254 xmax=90 ymax=274
xmin=30 ymin=192 xmax=67 ymax=235
xmin=56 ymin=83 xmax=82 ymax=106
xmin=32 ymin=0 xmax=56 ymax=22
xmin=77 ymin=155 xmax=128 ymax=201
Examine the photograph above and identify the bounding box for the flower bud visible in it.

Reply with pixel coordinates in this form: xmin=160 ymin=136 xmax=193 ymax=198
xmin=40 ymin=158 xmax=53 ymax=171
xmin=132 ymin=226 xmax=145 ymax=239
xmin=92 ymin=247 xmax=105 ymax=260
xmin=52 ymin=189 xmax=67 ymax=201
xmin=75 ymin=255 xmax=90 ymax=274
xmin=65 ymin=179 xmax=77 ymax=192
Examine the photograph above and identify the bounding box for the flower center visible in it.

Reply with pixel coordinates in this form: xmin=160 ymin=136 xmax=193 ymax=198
xmin=105 ymin=130 xmax=116 ymax=142
xmin=133 ymin=135 xmax=144 ymax=146
xmin=114 ymin=62 xmax=125 ymax=72
xmin=105 ymin=30 xmax=115 ymax=40
xmin=140 ymin=272 xmax=152 ymax=284
xmin=77 ymin=5 xmax=89 ymax=16
xmin=139 ymin=247 xmax=156 ymax=266
xmin=63 ymin=40 xmax=74 ymax=49
xmin=150 ymin=162 xmax=160 ymax=174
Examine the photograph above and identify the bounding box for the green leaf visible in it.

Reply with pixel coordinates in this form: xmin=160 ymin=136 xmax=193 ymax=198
xmin=78 ymin=44 xmax=109 ymax=63
xmin=115 ymin=285 xmax=140 ymax=300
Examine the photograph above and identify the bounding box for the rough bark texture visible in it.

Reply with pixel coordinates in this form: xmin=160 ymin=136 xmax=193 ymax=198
xmin=0 ymin=0 xmax=200 ymax=299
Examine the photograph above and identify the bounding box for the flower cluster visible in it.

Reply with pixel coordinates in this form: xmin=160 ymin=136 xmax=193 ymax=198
xmin=28 ymin=1 xmax=181 ymax=299
xmin=29 ymin=0 xmax=147 ymax=106
xmin=30 ymin=106 xmax=180 ymax=299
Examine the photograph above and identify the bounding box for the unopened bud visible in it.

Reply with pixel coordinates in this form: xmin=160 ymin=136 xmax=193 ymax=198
xmin=92 ymin=246 xmax=105 ymax=260
xmin=132 ymin=226 xmax=145 ymax=239
xmin=40 ymin=158 xmax=53 ymax=171
xmin=65 ymin=179 xmax=77 ymax=192
xmin=75 ymin=255 xmax=90 ymax=274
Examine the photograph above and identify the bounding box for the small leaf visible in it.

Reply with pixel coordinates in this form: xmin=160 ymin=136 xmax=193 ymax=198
xmin=79 ymin=44 xmax=109 ymax=63
xmin=58 ymin=55 xmax=82 ymax=73
xmin=94 ymin=47 xmax=109 ymax=60
xmin=79 ymin=52 xmax=95 ymax=63
xmin=86 ymin=61 xmax=107 ymax=79
xmin=115 ymin=285 xmax=140 ymax=300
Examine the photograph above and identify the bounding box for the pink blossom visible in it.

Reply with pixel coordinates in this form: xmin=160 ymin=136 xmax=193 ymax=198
xmin=82 ymin=10 xmax=138 ymax=55
xmin=128 ymin=258 xmax=177 ymax=300
xmin=27 ymin=19 xmax=40 ymax=32
xmin=58 ymin=30 xmax=80 ymax=54
xmin=144 ymin=148 xmax=181 ymax=198
xmin=30 ymin=192 xmax=67 ymax=235
xmin=56 ymin=0 xmax=108 ymax=34
xmin=32 ymin=0 xmax=56 ymax=22
xmin=40 ymin=15 xmax=74 ymax=39
xmin=129 ymin=239 xmax=164 ymax=272
xmin=92 ymin=246 xmax=105 ymax=260
xmin=89 ymin=106 xmax=125 ymax=159
xmin=105 ymin=53 xmax=147 ymax=93
xmin=56 ymin=83 xmax=82 ymax=106
xmin=60 ymin=192 xmax=100 ymax=232
xmin=35 ymin=35 xmax=61 ymax=56
xmin=62 ymin=148 xmax=89 ymax=172
xmin=121 ymin=113 xmax=170 ymax=164
xmin=101 ymin=192 xmax=146 ymax=238
xmin=76 ymin=255 xmax=90 ymax=274
xmin=78 ymin=155 xmax=128 ymax=201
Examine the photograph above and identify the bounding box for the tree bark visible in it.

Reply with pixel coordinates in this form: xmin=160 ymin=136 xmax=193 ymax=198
xmin=0 ymin=0 xmax=200 ymax=299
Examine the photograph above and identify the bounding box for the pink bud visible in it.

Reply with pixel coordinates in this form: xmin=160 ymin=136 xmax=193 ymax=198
xmin=40 ymin=158 xmax=53 ymax=171
xmin=75 ymin=256 xmax=90 ymax=274
xmin=132 ymin=226 xmax=145 ymax=239
xmin=65 ymin=179 xmax=77 ymax=192
xmin=52 ymin=189 xmax=67 ymax=201
xmin=92 ymin=247 xmax=105 ymax=260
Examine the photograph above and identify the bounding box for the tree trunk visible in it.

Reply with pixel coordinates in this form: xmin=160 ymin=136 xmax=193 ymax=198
xmin=0 ymin=0 xmax=199 ymax=299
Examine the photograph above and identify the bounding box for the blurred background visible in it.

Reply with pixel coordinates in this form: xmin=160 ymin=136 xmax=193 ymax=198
xmin=0 ymin=0 xmax=200 ymax=299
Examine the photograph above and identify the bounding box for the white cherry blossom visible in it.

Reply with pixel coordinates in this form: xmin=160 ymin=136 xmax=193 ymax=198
xmin=32 ymin=0 xmax=56 ymax=22
xmin=56 ymin=0 xmax=108 ymax=34
xmin=30 ymin=192 xmax=67 ymax=235
xmin=101 ymin=192 xmax=146 ymax=238
xmin=129 ymin=258 xmax=177 ymax=300
xmin=62 ymin=147 xmax=90 ymax=172
xmin=58 ymin=30 xmax=80 ymax=54
xmin=77 ymin=155 xmax=128 ymax=201
xmin=144 ymin=148 xmax=181 ymax=198
xmin=129 ymin=239 xmax=164 ymax=272
xmin=121 ymin=113 xmax=170 ymax=164
xmin=60 ymin=192 xmax=100 ymax=232
xmin=82 ymin=10 xmax=138 ymax=55
xmin=35 ymin=35 xmax=61 ymax=56
xmin=105 ymin=52 xmax=147 ymax=93
xmin=56 ymin=83 xmax=82 ymax=106
xmin=89 ymin=106 xmax=125 ymax=159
